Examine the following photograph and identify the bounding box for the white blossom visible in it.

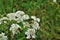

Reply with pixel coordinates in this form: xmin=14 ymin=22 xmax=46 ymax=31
xmin=25 ymin=29 xmax=36 ymax=39
xmin=31 ymin=16 xmax=40 ymax=22
xmin=31 ymin=16 xmax=36 ymax=21
xmin=22 ymin=22 xmax=30 ymax=28
xmin=14 ymin=14 xmax=23 ymax=23
xmin=7 ymin=13 xmax=16 ymax=21
xmin=0 ymin=17 xmax=8 ymax=21
xmin=9 ymin=24 xmax=22 ymax=35
xmin=16 ymin=11 xmax=25 ymax=15
xmin=22 ymin=14 xmax=30 ymax=20
xmin=36 ymin=18 xmax=40 ymax=22
xmin=3 ymin=21 xmax=7 ymax=24
xmin=0 ymin=33 xmax=8 ymax=40
xmin=7 ymin=13 xmax=23 ymax=22
xmin=0 ymin=17 xmax=8 ymax=24
xmin=31 ymin=21 xmax=40 ymax=30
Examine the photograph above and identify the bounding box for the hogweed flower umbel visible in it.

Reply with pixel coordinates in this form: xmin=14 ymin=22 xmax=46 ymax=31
xmin=0 ymin=10 xmax=40 ymax=40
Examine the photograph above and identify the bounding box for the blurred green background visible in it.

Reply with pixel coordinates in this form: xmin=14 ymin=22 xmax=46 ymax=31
xmin=0 ymin=0 xmax=60 ymax=40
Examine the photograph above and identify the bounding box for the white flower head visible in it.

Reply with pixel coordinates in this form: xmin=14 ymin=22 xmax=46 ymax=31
xmin=0 ymin=17 xmax=8 ymax=24
xmin=14 ymin=14 xmax=23 ymax=22
xmin=10 ymin=24 xmax=22 ymax=35
xmin=0 ymin=33 xmax=5 ymax=37
xmin=7 ymin=13 xmax=23 ymax=22
xmin=7 ymin=13 xmax=16 ymax=21
xmin=31 ymin=16 xmax=36 ymax=21
xmin=31 ymin=16 xmax=40 ymax=22
xmin=22 ymin=14 xmax=30 ymax=20
xmin=36 ymin=18 xmax=40 ymax=22
xmin=16 ymin=11 xmax=25 ymax=15
xmin=0 ymin=33 xmax=8 ymax=40
xmin=25 ymin=29 xmax=36 ymax=39
xmin=22 ymin=22 xmax=30 ymax=28
xmin=31 ymin=21 xmax=40 ymax=30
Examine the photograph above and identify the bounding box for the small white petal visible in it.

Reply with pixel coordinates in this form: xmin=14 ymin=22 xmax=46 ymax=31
xmin=31 ymin=16 xmax=36 ymax=21
xmin=31 ymin=16 xmax=40 ymax=22
xmin=32 ymin=35 xmax=36 ymax=38
xmin=4 ymin=21 xmax=7 ymax=24
xmin=36 ymin=18 xmax=40 ymax=22
xmin=26 ymin=35 xmax=30 ymax=39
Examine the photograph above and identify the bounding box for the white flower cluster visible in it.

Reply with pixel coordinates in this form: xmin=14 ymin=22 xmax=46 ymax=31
xmin=0 ymin=11 xmax=40 ymax=39
xmin=24 ymin=16 xmax=40 ymax=39
xmin=25 ymin=29 xmax=36 ymax=39
xmin=31 ymin=16 xmax=40 ymax=22
xmin=7 ymin=11 xmax=29 ymax=23
xmin=9 ymin=24 xmax=22 ymax=35
xmin=0 ymin=33 xmax=8 ymax=40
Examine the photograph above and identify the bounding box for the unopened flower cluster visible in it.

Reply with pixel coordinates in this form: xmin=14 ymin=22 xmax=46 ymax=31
xmin=0 ymin=11 xmax=40 ymax=40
